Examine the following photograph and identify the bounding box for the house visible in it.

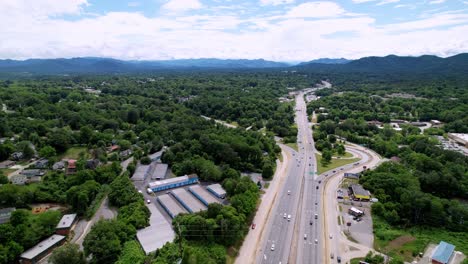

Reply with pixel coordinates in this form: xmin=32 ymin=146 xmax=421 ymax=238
xmin=431 ymin=241 xmax=455 ymax=264
xmin=55 ymin=213 xmax=77 ymax=235
xmin=10 ymin=174 xmax=27 ymax=185
xmin=34 ymin=159 xmax=48 ymax=169
xmin=20 ymin=169 xmax=45 ymax=177
xmin=11 ymin=152 xmax=24 ymax=160
xmin=66 ymin=159 xmax=77 ymax=175
xmin=20 ymin=235 xmax=66 ymax=264
xmin=86 ymin=159 xmax=100 ymax=170
xmin=0 ymin=160 xmax=15 ymax=169
xmin=120 ymin=149 xmax=133 ymax=158
xmin=52 ymin=161 xmax=65 ymax=171
xmin=107 ymin=145 xmax=120 ymax=153
xmin=0 ymin=207 xmax=16 ymax=224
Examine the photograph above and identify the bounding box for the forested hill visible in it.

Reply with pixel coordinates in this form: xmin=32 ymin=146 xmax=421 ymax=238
xmin=297 ymin=53 xmax=468 ymax=74
xmin=0 ymin=57 xmax=289 ymax=74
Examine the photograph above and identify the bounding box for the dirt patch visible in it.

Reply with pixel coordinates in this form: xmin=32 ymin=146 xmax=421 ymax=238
xmin=31 ymin=203 xmax=69 ymax=214
xmin=386 ymin=235 xmax=415 ymax=251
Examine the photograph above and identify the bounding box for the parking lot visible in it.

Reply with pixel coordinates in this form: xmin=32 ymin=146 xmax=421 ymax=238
xmin=338 ymin=199 xmax=374 ymax=248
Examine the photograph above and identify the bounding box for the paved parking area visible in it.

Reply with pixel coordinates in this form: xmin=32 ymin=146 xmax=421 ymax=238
xmin=339 ymin=200 xmax=374 ymax=248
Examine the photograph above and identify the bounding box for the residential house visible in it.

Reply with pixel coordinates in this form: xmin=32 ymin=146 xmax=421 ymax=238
xmin=20 ymin=235 xmax=66 ymax=264
xmin=120 ymin=149 xmax=133 ymax=158
xmin=11 ymin=152 xmax=24 ymax=160
xmin=431 ymin=241 xmax=455 ymax=264
xmin=0 ymin=160 xmax=15 ymax=169
xmin=66 ymin=159 xmax=77 ymax=175
xmin=86 ymin=159 xmax=100 ymax=170
xmin=52 ymin=161 xmax=65 ymax=171
xmin=10 ymin=174 xmax=27 ymax=185
xmin=34 ymin=159 xmax=49 ymax=169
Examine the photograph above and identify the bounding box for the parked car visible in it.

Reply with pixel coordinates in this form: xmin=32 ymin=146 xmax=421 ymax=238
xmin=251 ymin=223 xmax=256 ymax=229
xmin=146 ymin=199 xmax=151 ymax=204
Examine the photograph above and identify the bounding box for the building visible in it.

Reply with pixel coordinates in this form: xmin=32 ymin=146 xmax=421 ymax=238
xmin=188 ymin=185 xmax=220 ymax=206
xmin=149 ymin=147 xmax=166 ymax=162
xmin=157 ymin=194 xmax=188 ymax=218
xmin=206 ymin=183 xmax=227 ymax=199
xmin=349 ymin=184 xmax=371 ymax=201
xmin=55 ymin=213 xmax=77 ymax=235
xmin=20 ymin=169 xmax=45 ymax=177
xmin=0 ymin=207 xmax=15 ymax=224
xmin=348 ymin=207 xmax=364 ymax=217
xmin=170 ymin=188 xmax=206 ymax=213
xmin=10 ymin=174 xmax=27 ymax=185
xmin=120 ymin=149 xmax=132 ymax=158
xmin=34 ymin=159 xmax=48 ymax=169
xmin=52 ymin=161 xmax=65 ymax=171
xmin=136 ymin=205 xmax=175 ymax=255
xmin=131 ymin=164 xmax=151 ymax=182
xmin=431 ymin=241 xmax=455 ymax=264
xmin=11 ymin=152 xmax=24 ymax=160
xmin=151 ymin=163 xmax=168 ymax=180
xmin=431 ymin=120 xmax=443 ymax=127
xmin=66 ymin=159 xmax=77 ymax=175
xmin=448 ymin=133 xmax=468 ymax=148
xmin=147 ymin=174 xmax=198 ymax=193
xmin=86 ymin=159 xmax=100 ymax=170
xmin=0 ymin=160 xmax=15 ymax=169
xmin=20 ymin=235 xmax=66 ymax=264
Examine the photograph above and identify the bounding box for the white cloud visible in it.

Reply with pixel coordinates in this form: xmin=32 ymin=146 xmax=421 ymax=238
xmin=161 ymin=0 xmax=202 ymax=11
xmin=351 ymin=0 xmax=376 ymax=3
xmin=0 ymin=0 xmax=88 ymax=18
xmin=377 ymin=0 xmax=400 ymax=6
xmin=285 ymin=2 xmax=346 ymax=18
xmin=429 ymin=0 xmax=446 ymax=4
xmin=260 ymin=0 xmax=294 ymax=5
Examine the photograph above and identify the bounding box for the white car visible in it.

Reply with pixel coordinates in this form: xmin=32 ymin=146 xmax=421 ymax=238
xmin=287 ymin=190 xmax=291 ymax=195
xmin=287 ymin=214 xmax=291 ymax=221
xmin=329 ymin=234 xmax=333 ymax=239
xmin=283 ymin=213 xmax=287 ymax=218
xmin=271 ymin=244 xmax=275 ymax=251
xmin=146 ymin=199 xmax=151 ymax=204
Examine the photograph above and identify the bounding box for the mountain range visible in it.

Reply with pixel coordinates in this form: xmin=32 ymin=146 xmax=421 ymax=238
xmin=0 ymin=54 xmax=466 ymax=75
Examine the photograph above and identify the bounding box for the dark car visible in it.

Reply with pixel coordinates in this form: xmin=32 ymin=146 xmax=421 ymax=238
xmin=310 ymin=220 xmax=313 ymax=225
xmin=337 ymin=256 xmax=341 ymax=263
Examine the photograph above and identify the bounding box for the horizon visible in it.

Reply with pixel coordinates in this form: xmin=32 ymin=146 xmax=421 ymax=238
xmin=2 ymin=0 xmax=468 ymax=61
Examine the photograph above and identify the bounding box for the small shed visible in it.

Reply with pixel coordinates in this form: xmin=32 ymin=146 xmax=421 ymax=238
xmin=56 ymin=213 xmax=78 ymax=235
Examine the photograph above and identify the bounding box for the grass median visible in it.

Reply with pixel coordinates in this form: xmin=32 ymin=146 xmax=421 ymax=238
xmin=315 ymin=154 xmax=359 ymax=174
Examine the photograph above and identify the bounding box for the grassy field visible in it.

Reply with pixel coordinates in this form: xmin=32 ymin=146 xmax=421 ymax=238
xmin=373 ymin=216 xmax=468 ymax=261
xmin=335 ymin=151 xmax=354 ymax=158
xmin=0 ymin=168 xmax=16 ymax=176
xmin=316 ymin=154 xmax=360 ymax=174
xmin=59 ymin=147 xmax=90 ymax=160
xmin=286 ymin=143 xmax=298 ymax=151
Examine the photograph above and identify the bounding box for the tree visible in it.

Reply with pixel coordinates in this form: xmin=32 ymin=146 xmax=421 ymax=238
xmin=39 ymin=145 xmax=56 ymax=158
xmin=115 ymin=241 xmax=145 ymax=264
xmin=321 ymin=150 xmax=332 ymax=166
xmin=49 ymin=243 xmax=86 ymax=264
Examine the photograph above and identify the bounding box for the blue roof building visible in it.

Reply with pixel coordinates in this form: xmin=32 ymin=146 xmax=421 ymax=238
xmin=431 ymin=241 xmax=455 ymax=264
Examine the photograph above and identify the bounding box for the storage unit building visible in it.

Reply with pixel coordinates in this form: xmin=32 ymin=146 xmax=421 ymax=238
xmin=147 ymin=174 xmax=198 ymax=192
xmin=131 ymin=164 xmax=151 ymax=181
xmin=151 ymin=163 xmax=168 ymax=180
xmin=188 ymin=185 xmax=220 ymax=206
xmin=170 ymin=188 xmax=206 ymax=213
xmin=20 ymin=235 xmax=66 ymax=264
xmin=157 ymin=194 xmax=187 ymax=218
xmin=55 ymin=213 xmax=77 ymax=235
xmin=431 ymin=241 xmax=455 ymax=264
xmin=206 ymin=183 xmax=227 ymax=199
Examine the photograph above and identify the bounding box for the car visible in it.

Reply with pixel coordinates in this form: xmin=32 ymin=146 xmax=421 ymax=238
xmin=309 ymin=220 xmax=313 ymax=225
xmin=318 ymin=180 xmax=321 ymax=184
xmin=329 ymin=234 xmax=333 ymax=239
xmin=304 ymin=234 xmax=307 ymax=240
xmin=340 ymin=168 xmax=344 ymax=170
xmin=316 ymin=186 xmax=319 ymax=190
xmin=314 ymin=239 xmax=318 ymax=244
xmin=330 ymin=253 xmax=334 ymax=259
xmin=146 ymin=199 xmax=151 ymax=204
xmin=251 ymin=223 xmax=256 ymax=229
xmin=287 ymin=214 xmax=291 ymax=221
xmin=287 ymin=190 xmax=291 ymax=195
xmin=315 ymin=202 xmax=318 ymax=205
xmin=356 ymin=218 xmax=362 ymax=222
xmin=283 ymin=213 xmax=287 ymax=218
xmin=309 ymin=163 xmax=311 ymax=166
xmin=138 ymin=190 xmax=143 ymax=194
xmin=271 ymin=244 xmax=275 ymax=251
xmin=332 ymin=170 xmax=336 ymax=173
xmin=314 ymin=214 xmax=318 ymax=219
xmin=337 ymin=256 xmax=341 ymax=263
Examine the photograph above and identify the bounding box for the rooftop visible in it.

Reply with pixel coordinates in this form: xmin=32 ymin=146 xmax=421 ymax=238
xmin=148 ymin=174 xmax=198 ymax=188
xmin=151 ymin=163 xmax=168 ymax=180
xmin=350 ymin=184 xmax=370 ymax=197
xmin=207 ymin=183 xmax=227 ymax=196
xmin=432 ymin=241 xmax=455 ymax=263
xmin=449 ymin=133 xmax=468 ymax=142
xmin=171 ymin=188 xmax=206 ymax=213
xmin=157 ymin=194 xmax=187 ymax=217
xmin=56 ymin=213 xmax=77 ymax=229
xmin=136 ymin=204 xmax=175 ymax=254
xmin=188 ymin=185 xmax=220 ymax=205
xmin=20 ymin=235 xmax=66 ymax=260
xmin=132 ymin=164 xmax=150 ymax=181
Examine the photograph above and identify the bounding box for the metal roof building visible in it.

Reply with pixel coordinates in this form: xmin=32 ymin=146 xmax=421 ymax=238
xmin=151 ymin=163 xmax=168 ymax=180
xmin=147 ymin=174 xmax=198 ymax=192
xmin=56 ymin=213 xmax=77 ymax=229
xmin=157 ymin=194 xmax=188 ymax=218
xmin=131 ymin=164 xmax=150 ymax=181
xmin=0 ymin=207 xmax=15 ymax=224
xmin=188 ymin=185 xmax=220 ymax=206
xmin=20 ymin=235 xmax=66 ymax=263
xmin=207 ymin=183 xmax=227 ymax=199
xmin=136 ymin=204 xmax=175 ymax=255
xmin=431 ymin=241 xmax=455 ymax=264
xmin=349 ymin=184 xmax=371 ymax=201
xmin=170 ymin=188 xmax=206 ymax=213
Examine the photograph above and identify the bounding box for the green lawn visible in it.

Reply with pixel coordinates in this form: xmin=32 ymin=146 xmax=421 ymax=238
xmin=334 ymin=151 xmax=354 ymax=158
xmin=0 ymin=168 xmax=16 ymax=176
xmin=316 ymin=154 xmax=359 ymax=174
xmin=286 ymin=143 xmax=298 ymax=151
xmin=59 ymin=147 xmax=90 ymax=160
xmin=373 ymin=215 xmax=468 ymax=261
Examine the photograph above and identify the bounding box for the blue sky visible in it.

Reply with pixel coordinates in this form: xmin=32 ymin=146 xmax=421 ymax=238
xmin=1 ymin=0 xmax=468 ymax=61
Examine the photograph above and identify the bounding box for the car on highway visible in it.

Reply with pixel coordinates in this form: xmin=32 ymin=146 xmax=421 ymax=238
xmin=329 ymin=234 xmax=333 ymax=239
xmin=316 ymin=186 xmax=319 ymax=190
xmin=337 ymin=256 xmax=341 ymax=263
xmin=304 ymin=234 xmax=307 ymax=240
xmin=138 ymin=190 xmax=143 ymax=194
xmin=251 ymin=223 xmax=256 ymax=229
xmin=314 ymin=214 xmax=318 ymax=219
xmin=271 ymin=244 xmax=275 ymax=251
xmin=309 ymin=220 xmax=313 ymax=225
xmin=283 ymin=213 xmax=287 ymax=218
xmin=287 ymin=190 xmax=291 ymax=195
xmin=314 ymin=239 xmax=318 ymax=244
xmin=330 ymin=253 xmax=334 ymax=259
xmin=287 ymin=214 xmax=291 ymax=221
xmin=332 ymin=170 xmax=336 ymax=173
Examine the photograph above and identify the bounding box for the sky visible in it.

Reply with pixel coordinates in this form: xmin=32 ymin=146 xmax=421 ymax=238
xmin=1 ymin=0 xmax=468 ymax=61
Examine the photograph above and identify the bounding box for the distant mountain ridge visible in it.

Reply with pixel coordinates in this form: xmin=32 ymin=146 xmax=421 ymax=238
xmin=0 ymin=53 xmax=467 ymax=75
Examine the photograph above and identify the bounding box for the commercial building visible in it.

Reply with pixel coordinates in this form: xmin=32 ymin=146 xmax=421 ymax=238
xmin=151 ymin=163 xmax=168 ymax=180
xmin=448 ymin=133 xmax=468 ymax=148
xmin=431 ymin=241 xmax=455 ymax=264
xmin=170 ymin=188 xmax=206 ymax=213
xmin=188 ymin=185 xmax=220 ymax=206
xmin=147 ymin=174 xmax=198 ymax=193
xmin=349 ymin=184 xmax=371 ymax=201
xmin=0 ymin=207 xmax=15 ymax=224
xmin=20 ymin=235 xmax=66 ymax=264
xmin=136 ymin=205 xmax=175 ymax=255
xmin=131 ymin=164 xmax=151 ymax=182
xmin=157 ymin=194 xmax=188 ymax=218
xmin=55 ymin=213 xmax=77 ymax=235
xmin=206 ymin=183 xmax=227 ymax=199
xmin=149 ymin=148 xmax=165 ymax=162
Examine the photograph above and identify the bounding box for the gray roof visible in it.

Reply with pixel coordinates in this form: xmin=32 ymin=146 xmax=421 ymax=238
xmin=350 ymin=184 xmax=370 ymax=197
xmin=157 ymin=194 xmax=187 ymax=217
xmin=20 ymin=169 xmax=45 ymax=177
xmin=149 ymin=148 xmax=165 ymax=161
xmin=136 ymin=204 xmax=175 ymax=254
xmin=10 ymin=174 xmax=27 ymax=185
xmin=20 ymin=235 xmax=66 ymax=260
xmin=0 ymin=160 xmax=15 ymax=168
xmin=207 ymin=183 xmax=227 ymax=196
xmin=151 ymin=163 xmax=168 ymax=180
xmin=56 ymin=213 xmax=77 ymax=229
xmin=170 ymin=188 xmax=206 ymax=213
xmin=0 ymin=207 xmax=15 ymax=224
xmin=188 ymin=185 xmax=220 ymax=206
xmin=131 ymin=164 xmax=150 ymax=181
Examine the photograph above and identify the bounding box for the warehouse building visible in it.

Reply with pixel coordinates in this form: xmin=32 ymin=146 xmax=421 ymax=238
xmin=188 ymin=185 xmax=220 ymax=206
xmin=131 ymin=164 xmax=151 ymax=181
xmin=147 ymin=174 xmax=198 ymax=193
xmin=55 ymin=213 xmax=77 ymax=235
xmin=349 ymin=184 xmax=371 ymax=201
xmin=207 ymin=183 xmax=227 ymax=199
xmin=151 ymin=163 xmax=168 ymax=180
xmin=170 ymin=188 xmax=206 ymax=213
xmin=431 ymin=241 xmax=455 ymax=264
xmin=20 ymin=235 xmax=66 ymax=264
xmin=157 ymin=194 xmax=188 ymax=218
